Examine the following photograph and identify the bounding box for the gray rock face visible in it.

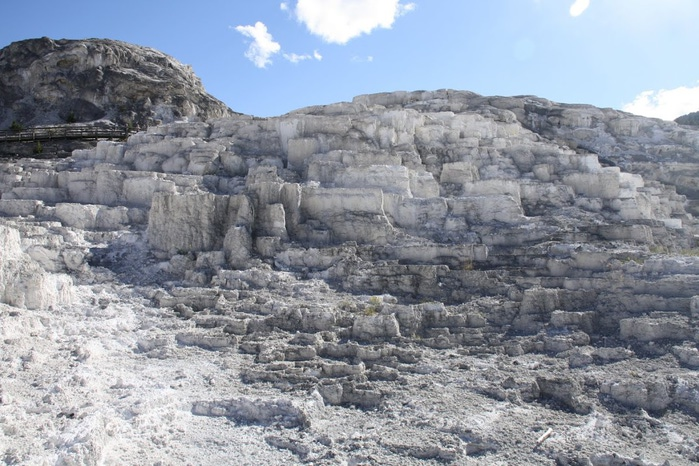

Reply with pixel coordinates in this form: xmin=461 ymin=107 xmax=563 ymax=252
xmin=0 ymin=37 xmax=234 ymax=128
xmin=192 ymin=397 xmax=310 ymax=428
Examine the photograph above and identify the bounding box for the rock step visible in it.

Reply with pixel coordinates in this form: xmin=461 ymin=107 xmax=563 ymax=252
xmin=175 ymin=331 xmax=237 ymax=351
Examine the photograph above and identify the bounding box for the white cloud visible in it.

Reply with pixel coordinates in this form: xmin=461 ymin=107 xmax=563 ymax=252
xmin=235 ymin=22 xmax=281 ymax=68
xmin=569 ymin=0 xmax=590 ymax=17
xmin=398 ymin=2 xmax=417 ymax=15
xmin=352 ymin=55 xmax=374 ymax=63
xmin=283 ymin=52 xmax=312 ymax=63
xmin=280 ymin=2 xmax=289 ymax=11
xmin=623 ymin=84 xmax=699 ymax=121
xmin=283 ymin=51 xmax=323 ymax=63
xmin=293 ymin=0 xmax=417 ymax=44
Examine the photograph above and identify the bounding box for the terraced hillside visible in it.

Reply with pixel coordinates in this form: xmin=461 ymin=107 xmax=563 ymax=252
xmin=1 ymin=90 xmax=698 ymax=465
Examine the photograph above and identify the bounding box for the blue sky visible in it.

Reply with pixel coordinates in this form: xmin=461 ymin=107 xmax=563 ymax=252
xmin=2 ymin=0 xmax=698 ymax=120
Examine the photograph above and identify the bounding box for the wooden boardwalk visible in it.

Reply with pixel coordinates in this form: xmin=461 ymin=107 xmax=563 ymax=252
xmin=0 ymin=125 xmax=131 ymax=143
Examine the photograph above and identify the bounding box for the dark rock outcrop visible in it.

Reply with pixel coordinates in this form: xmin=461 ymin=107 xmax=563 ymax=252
xmin=0 ymin=37 xmax=234 ymax=128
xmin=676 ymin=110 xmax=699 ymax=126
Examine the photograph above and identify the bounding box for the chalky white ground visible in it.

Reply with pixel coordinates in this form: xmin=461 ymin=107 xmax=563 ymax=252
xmin=1 ymin=259 xmax=698 ymax=465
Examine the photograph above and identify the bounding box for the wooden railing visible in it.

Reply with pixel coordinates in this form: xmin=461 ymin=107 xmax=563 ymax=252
xmin=0 ymin=125 xmax=132 ymax=143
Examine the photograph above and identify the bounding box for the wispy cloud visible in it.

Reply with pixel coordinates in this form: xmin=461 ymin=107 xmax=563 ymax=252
xmin=569 ymin=0 xmax=590 ymax=17
xmin=623 ymin=84 xmax=699 ymax=121
xmin=234 ymin=22 xmax=281 ymax=68
xmin=283 ymin=50 xmax=323 ymax=63
xmin=398 ymin=2 xmax=417 ymax=16
xmin=293 ymin=0 xmax=417 ymax=44
xmin=352 ymin=55 xmax=374 ymax=63
xmin=283 ymin=52 xmax=311 ymax=63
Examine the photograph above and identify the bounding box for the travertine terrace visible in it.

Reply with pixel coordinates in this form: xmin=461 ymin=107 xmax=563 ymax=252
xmin=2 ymin=89 xmax=699 ymax=465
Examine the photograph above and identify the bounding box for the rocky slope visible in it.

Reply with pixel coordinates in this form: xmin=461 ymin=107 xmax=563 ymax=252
xmin=0 ymin=37 xmax=234 ymax=129
xmin=1 ymin=89 xmax=699 ymax=465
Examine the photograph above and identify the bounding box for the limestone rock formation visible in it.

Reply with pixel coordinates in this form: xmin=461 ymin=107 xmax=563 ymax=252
xmin=0 ymin=224 xmax=72 ymax=310
xmin=0 ymin=37 xmax=234 ymax=128
xmin=2 ymin=89 xmax=699 ymax=464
